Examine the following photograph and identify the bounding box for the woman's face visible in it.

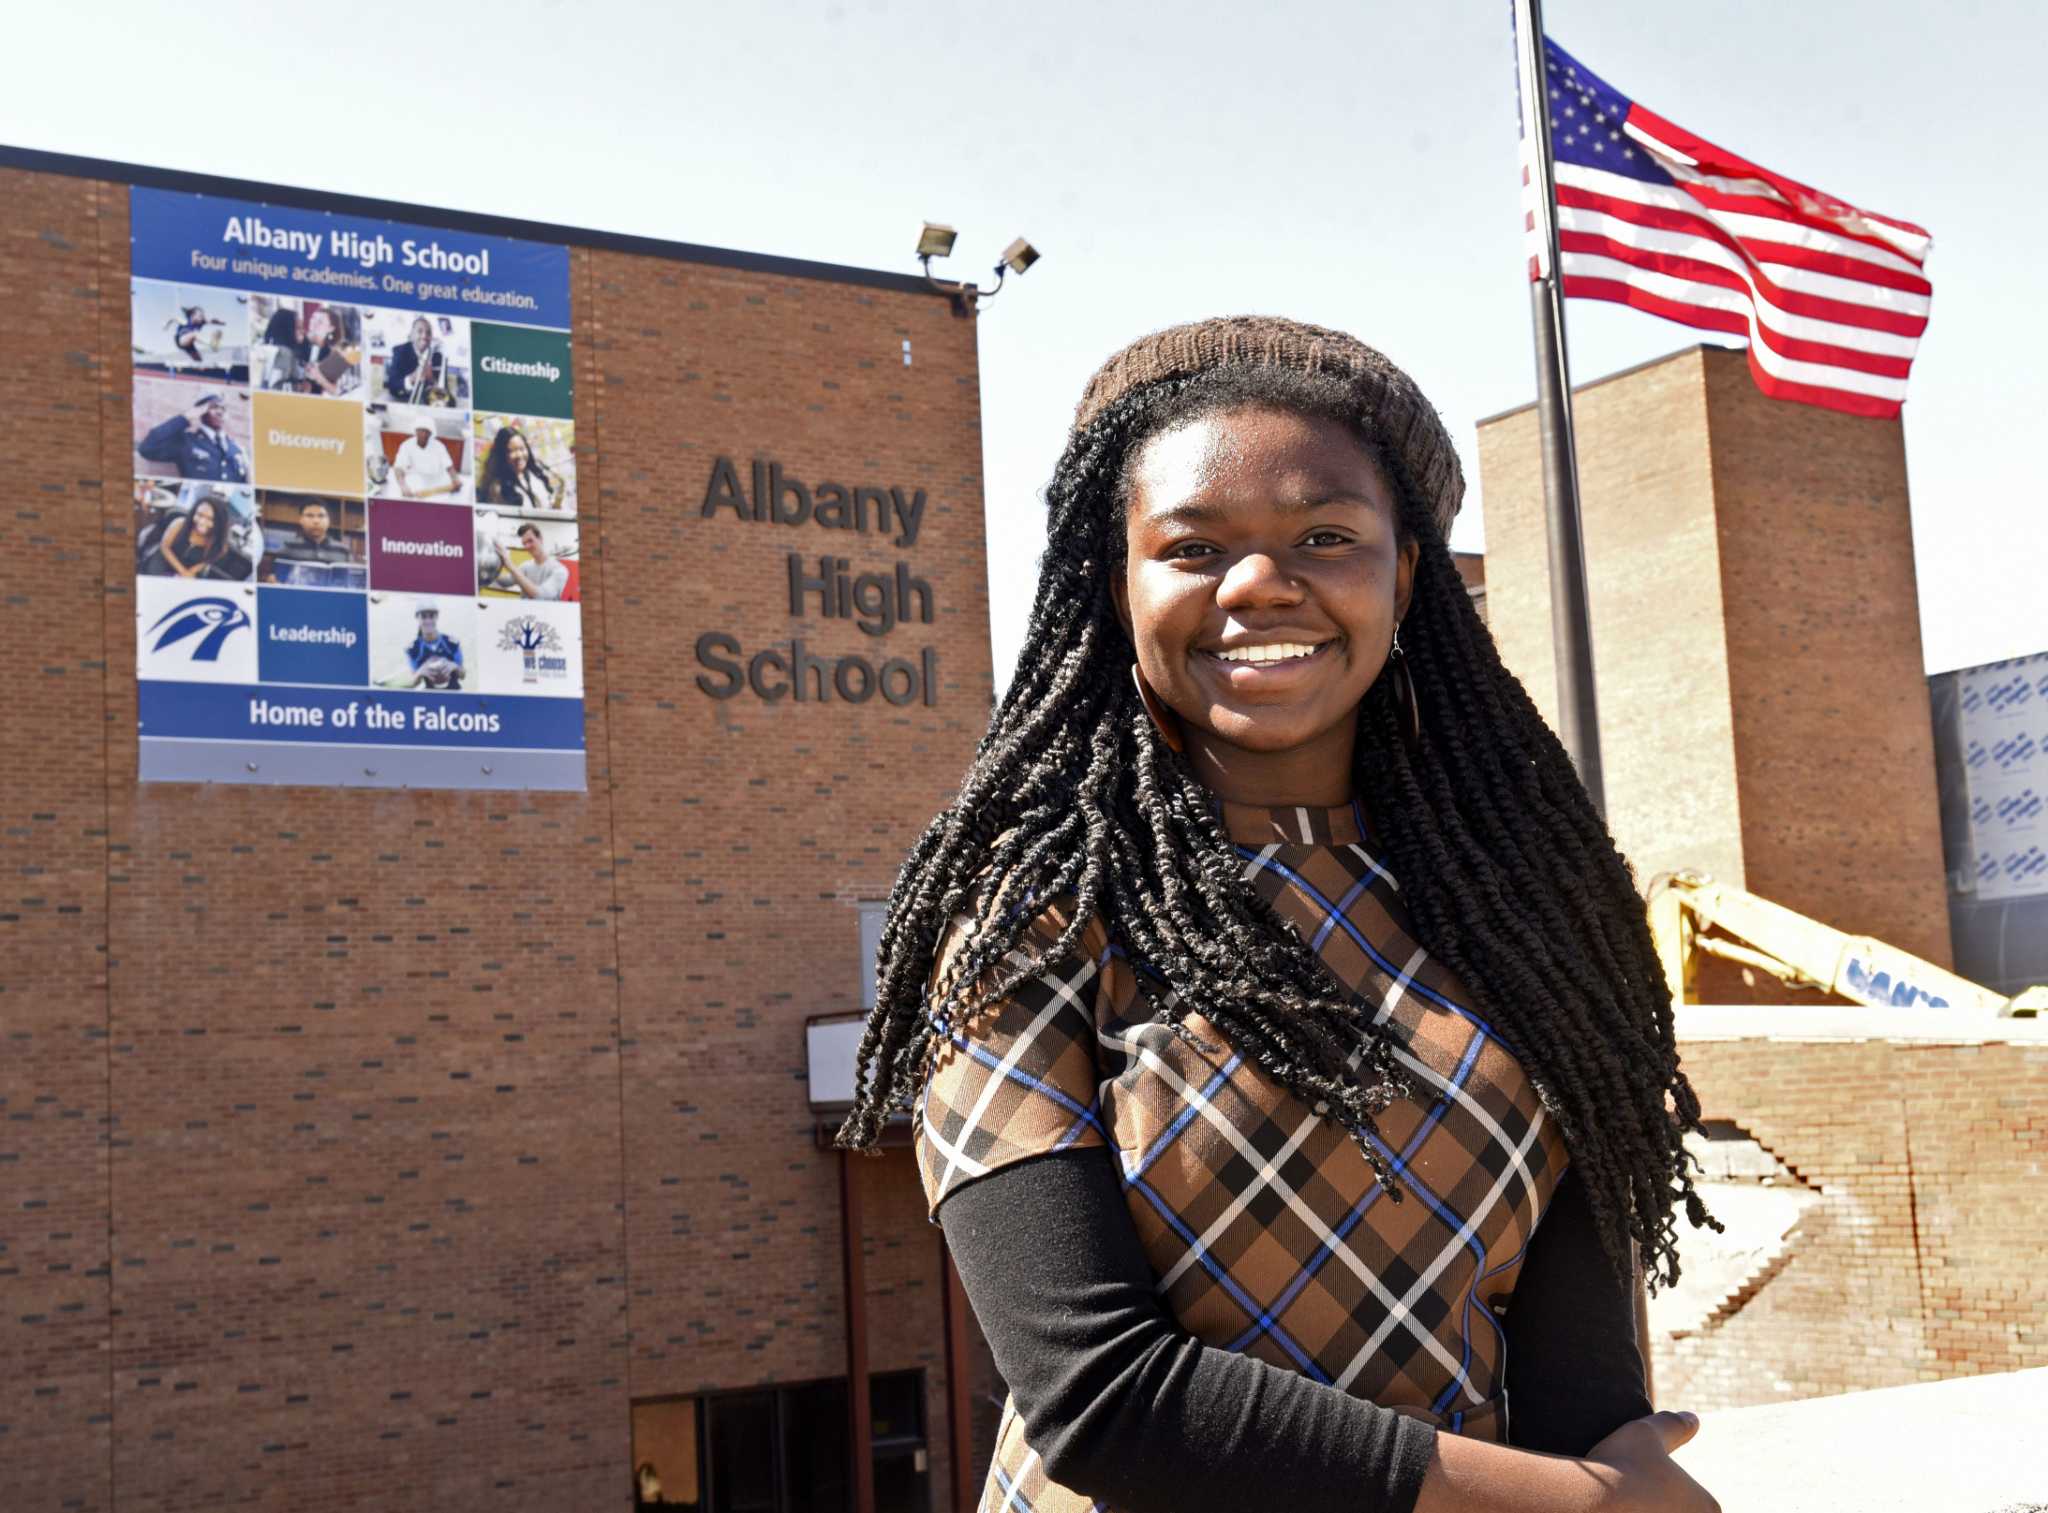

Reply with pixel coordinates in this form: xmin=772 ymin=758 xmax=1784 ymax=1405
xmin=507 ymin=433 xmax=530 ymax=472
xmin=1117 ymin=405 xmax=1416 ymax=768
xmin=307 ymin=309 xmax=335 ymax=343
xmin=191 ymin=501 xmax=217 ymax=540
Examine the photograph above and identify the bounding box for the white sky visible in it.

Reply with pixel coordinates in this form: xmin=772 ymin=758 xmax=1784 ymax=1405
xmin=12 ymin=0 xmax=2042 ymax=684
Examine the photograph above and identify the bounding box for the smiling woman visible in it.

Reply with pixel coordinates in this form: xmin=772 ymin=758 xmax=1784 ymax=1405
xmin=1115 ymin=403 xmax=1416 ymax=799
xmin=838 ymin=316 xmax=1721 ymax=1513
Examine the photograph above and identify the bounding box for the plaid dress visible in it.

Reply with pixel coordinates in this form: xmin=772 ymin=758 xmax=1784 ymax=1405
xmin=915 ymin=800 xmax=1572 ymax=1513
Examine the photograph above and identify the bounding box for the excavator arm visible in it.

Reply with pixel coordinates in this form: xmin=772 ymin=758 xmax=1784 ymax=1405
xmin=1646 ymin=870 xmax=2047 ymax=1017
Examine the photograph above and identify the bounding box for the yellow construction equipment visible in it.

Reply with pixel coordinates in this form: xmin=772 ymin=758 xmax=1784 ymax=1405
xmin=1646 ymin=870 xmax=2048 ymax=1017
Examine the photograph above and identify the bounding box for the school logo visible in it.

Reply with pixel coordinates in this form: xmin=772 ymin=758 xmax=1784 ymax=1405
xmin=496 ymin=614 xmax=569 ymax=685
xmin=148 ymin=596 xmax=250 ymax=661
xmin=136 ymin=578 xmax=261 ymax=686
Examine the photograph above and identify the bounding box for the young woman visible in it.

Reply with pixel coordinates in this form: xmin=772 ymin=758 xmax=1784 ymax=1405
xmin=154 ymin=493 xmax=233 ymax=578
xmin=839 ymin=317 xmax=1720 ymax=1513
xmin=301 ymin=307 xmax=349 ymax=396
xmin=478 ymin=425 xmax=565 ymax=512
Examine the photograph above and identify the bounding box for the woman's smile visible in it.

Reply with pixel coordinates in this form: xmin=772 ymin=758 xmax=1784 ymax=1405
xmin=1204 ymin=636 xmax=1333 ymax=665
xmin=1116 ymin=404 xmax=1415 ymax=803
xmin=1196 ymin=633 xmax=1340 ymax=691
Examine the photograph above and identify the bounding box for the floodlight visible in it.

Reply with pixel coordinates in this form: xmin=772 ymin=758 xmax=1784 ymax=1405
xmin=914 ymin=225 xmax=1042 ymax=316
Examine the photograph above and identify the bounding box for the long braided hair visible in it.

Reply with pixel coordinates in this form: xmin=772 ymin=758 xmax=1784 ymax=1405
xmin=838 ymin=361 xmax=1714 ymax=1286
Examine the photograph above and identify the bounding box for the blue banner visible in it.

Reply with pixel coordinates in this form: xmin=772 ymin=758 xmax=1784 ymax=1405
xmin=139 ymin=680 xmax=586 ymax=751
xmin=130 ymin=183 xmax=584 ymax=792
xmin=132 ymin=186 xmax=572 ymax=329
xmin=256 ymin=586 xmax=368 ymax=686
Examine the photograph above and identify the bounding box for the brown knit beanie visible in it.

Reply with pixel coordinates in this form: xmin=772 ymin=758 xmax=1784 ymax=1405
xmin=1072 ymin=314 xmax=1464 ymax=537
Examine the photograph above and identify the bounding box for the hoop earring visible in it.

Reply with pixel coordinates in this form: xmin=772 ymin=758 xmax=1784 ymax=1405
xmin=1130 ymin=664 xmax=1185 ymax=754
xmin=1387 ymin=624 xmax=1421 ymax=750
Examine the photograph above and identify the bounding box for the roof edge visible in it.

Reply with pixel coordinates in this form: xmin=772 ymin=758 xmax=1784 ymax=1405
xmin=1475 ymin=342 xmax=1733 ymax=428
xmin=0 ymin=143 xmax=941 ymax=298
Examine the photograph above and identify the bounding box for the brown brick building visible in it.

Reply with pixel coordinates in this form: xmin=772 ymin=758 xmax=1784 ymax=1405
xmin=1478 ymin=344 xmax=1953 ymax=987
xmin=1657 ymin=1013 xmax=2048 ymax=1410
xmin=3 ymin=149 xmax=992 ymax=1512
xmin=1478 ymin=346 xmax=2047 ymax=1412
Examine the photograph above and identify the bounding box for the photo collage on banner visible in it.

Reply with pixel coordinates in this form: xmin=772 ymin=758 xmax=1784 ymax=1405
xmin=129 ymin=187 xmax=584 ymax=790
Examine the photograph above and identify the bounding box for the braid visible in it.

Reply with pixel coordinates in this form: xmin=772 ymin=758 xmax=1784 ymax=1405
xmin=839 ymin=366 xmax=1714 ymax=1286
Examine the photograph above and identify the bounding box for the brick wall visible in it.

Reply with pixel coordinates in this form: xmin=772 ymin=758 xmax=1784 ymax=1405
xmin=1 ymin=164 xmax=991 ymax=1512
xmin=1478 ymin=349 xmax=1748 ymax=895
xmin=1478 ymin=345 xmax=1952 ymax=993
xmin=1660 ymin=1023 xmax=2048 ymax=1409
xmin=4 ymin=164 xmax=117 ymax=1513
xmin=1699 ymin=354 xmax=1951 ymax=967
xmin=1476 ymin=350 xmax=2038 ymax=1411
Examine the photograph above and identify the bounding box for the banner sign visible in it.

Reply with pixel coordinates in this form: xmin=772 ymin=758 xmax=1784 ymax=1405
xmin=128 ymin=186 xmax=584 ymax=790
xmin=1957 ymin=651 xmax=2048 ymax=901
xmin=131 ymin=188 xmax=571 ymax=327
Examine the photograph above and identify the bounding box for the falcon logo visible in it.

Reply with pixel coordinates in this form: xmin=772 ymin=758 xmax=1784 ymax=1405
xmin=147 ymin=596 xmax=251 ymax=662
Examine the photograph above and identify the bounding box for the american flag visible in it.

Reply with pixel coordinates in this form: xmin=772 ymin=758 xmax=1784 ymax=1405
xmin=1525 ymin=36 xmax=1932 ymax=418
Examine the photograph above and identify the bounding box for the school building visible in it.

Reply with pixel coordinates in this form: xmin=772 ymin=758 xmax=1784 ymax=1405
xmin=3 ymin=145 xmax=995 ymax=1513
xmin=6 ymin=144 xmax=2045 ymax=1513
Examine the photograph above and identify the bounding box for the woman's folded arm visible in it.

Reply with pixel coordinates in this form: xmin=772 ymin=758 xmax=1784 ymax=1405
xmin=938 ymin=1145 xmax=1437 ymax=1513
xmin=1501 ymin=1169 xmax=1653 ymax=1456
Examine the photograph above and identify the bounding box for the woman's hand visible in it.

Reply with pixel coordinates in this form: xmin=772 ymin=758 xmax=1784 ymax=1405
xmin=1582 ymin=1411 xmax=1719 ymax=1513
xmin=1422 ymin=1406 xmax=1721 ymax=1512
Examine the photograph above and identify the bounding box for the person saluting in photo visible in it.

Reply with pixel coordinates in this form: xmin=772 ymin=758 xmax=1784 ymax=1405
xmin=137 ymin=391 xmax=249 ymax=483
xmin=839 ymin=317 xmax=1721 ymax=1513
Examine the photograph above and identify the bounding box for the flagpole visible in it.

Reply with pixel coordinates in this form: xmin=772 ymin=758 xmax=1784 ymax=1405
xmin=1513 ymin=0 xmax=1606 ymax=816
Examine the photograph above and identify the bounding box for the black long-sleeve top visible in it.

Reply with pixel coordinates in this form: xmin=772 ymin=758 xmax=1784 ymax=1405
xmin=917 ymin=805 xmax=1655 ymax=1513
xmin=938 ymin=1149 xmax=1649 ymax=1513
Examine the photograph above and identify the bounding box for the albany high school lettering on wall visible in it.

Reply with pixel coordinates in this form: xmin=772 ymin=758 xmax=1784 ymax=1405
xmin=693 ymin=456 xmax=945 ymax=707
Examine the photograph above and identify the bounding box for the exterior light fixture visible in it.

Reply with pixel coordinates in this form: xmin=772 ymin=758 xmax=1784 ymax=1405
xmin=915 ymin=223 xmax=1042 ymax=316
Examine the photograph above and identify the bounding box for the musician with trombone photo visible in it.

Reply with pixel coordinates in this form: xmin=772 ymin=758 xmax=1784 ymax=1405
xmin=367 ymin=310 xmax=470 ymax=409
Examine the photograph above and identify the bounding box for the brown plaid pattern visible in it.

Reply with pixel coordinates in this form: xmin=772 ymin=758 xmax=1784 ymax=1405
xmin=916 ymin=802 xmax=1569 ymax=1513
